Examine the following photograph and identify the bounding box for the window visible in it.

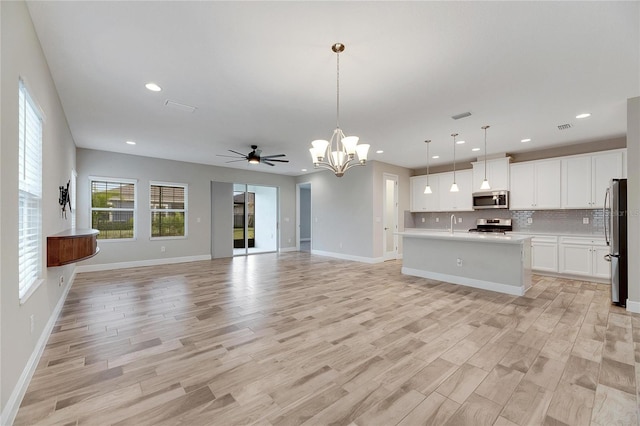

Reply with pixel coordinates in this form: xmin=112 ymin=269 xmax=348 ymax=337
xmin=18 ymin=79 xmax=43 ymax=300
xmin=90 ymin=178 xmax=136 ymax=240
xmin=70 ymin=169 xmax=77 ymax=229
xmin=150 ymin=182 xmax=187 ymax=238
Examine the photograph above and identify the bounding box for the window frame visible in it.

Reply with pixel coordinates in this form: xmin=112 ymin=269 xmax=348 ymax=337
xmin=89 ymin=176 xmax=138 ymax=242
xmin=18 ymin=78 xmax=45 ymax=303
xmin=149 ymin=181 xmax=188 ymax=240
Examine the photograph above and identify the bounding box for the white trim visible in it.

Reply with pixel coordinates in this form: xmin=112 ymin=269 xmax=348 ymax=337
xmin=402 ymin=266 xmax=526 ymax=296
xmin=75 ymin=254 xmax=211 ymax=273
xmin=311 ymin=249 xmax=385 ymax=264
xmin=530 ymin=269 xmax=609 ymax=284
xmin=2 ymin=269 xmax=76 ymax=426
xmin=279 ymin=247 xmax=298 ymax=253
xmin=626 ymin=299 xmax=640 ymax=314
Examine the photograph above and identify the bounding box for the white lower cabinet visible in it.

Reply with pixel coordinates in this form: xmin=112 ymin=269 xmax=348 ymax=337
xmin=559 ymin=236 xmax=610 ymax=279
xmin=531 ymin=236 xmax=558 ymax=272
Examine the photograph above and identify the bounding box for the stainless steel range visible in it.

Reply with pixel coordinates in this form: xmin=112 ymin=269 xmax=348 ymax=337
xmin=468 ymin=218 xmax=512 ymax=234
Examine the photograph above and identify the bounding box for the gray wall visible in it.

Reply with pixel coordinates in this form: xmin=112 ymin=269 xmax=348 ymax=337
xmin=211 ymin=182 xmax=233 ymax=258
xmin=1 ymin=0 xmax=77 ymax=417
xmin=299 ymin=187 xmax=311 ymax=240
xmin=296 ymin=160 xmax=411 ymax=260
xmin=627 ymin=97 xmax=639 ymax=307
xmin=76 ymin=149 xmax=298 ymax=266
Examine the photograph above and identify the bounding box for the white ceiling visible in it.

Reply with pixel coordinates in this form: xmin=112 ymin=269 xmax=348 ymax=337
xmin=27 ymin=1 xmax=639 ymax=176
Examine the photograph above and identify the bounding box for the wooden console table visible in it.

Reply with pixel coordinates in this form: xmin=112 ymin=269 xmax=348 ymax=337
xmin=47 ymin=229 xmax=99 ymax=267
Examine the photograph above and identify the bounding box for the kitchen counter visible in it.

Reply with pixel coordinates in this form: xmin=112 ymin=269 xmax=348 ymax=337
xmin=397 ymin=229 xmax=532 ymax=296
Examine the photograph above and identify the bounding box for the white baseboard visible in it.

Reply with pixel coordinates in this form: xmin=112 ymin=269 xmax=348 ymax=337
xmin=1 ymin=269 xmax=76 ymax=426
xmin=75 ymin=254 xmax=211 ymax=273
xmin=532 ymin=270 xmax=609 ymax=284
xmin=402 ymin=267 xmax=526 ymax=296
xmin=279 ymin=247 xmax=297 ymax=253
xmin=627 ymin=299 xmax=640 ymax=314
xmin=311 ymin=249 xmax=385 ymax=264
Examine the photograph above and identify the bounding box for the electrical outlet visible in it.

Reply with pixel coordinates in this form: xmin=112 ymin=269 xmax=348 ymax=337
xmin=288 ymin=238 xmax=291 ymax=243
xmin=161 ymin=246 xmax=166 ymax=252
xmin=583 ymin=217 xmax=589 ymax=224
xmin=458 ymin=217 xmax=462 ymax=223
xmin=456 ymin=258 xmax=463 ymax=267
xmin=59 ymin=275 xmax=64 ymax=287
xmin=436 ymin=217 xmax=440 ymax=223
xmin=30 ymin=315 xmax=35 ymax=334
xmin=527 ymin=218 xmax=533 ymax=224
xmin=421 ymin=217 xmax=425 ymax=223
xmin=196 ymin=217 xmax=201 ymax=223
xmin=339 ymin=242 xmax=343 ymax=249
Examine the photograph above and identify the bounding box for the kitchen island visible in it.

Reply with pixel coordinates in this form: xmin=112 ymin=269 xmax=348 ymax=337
xmin=397 ymin=230 xmax=532 ymax=296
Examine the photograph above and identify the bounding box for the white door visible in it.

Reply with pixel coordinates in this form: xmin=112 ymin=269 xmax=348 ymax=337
xmin=383 ymin=174 xmax=398 ymax=261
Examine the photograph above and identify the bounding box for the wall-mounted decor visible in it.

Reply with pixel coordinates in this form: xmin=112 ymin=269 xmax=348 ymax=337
xmin=59 ymin=180 xmax=71 ymax=218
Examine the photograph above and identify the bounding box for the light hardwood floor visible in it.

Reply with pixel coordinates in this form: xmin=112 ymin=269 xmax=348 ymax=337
xmin=14 ymin=252 xmax=640 ymax=425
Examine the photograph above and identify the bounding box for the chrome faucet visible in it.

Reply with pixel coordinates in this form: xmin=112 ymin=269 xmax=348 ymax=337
xmin=450 ymin=214 xmax=457 ymax=234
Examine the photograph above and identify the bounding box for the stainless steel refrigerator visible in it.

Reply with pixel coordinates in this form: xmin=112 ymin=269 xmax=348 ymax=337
xmin=604 ymin=178 xmax=628 ymax=307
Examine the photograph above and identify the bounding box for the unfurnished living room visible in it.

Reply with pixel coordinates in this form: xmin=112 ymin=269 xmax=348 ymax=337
xmin=1 ymin=1 xmax=640 ymax=425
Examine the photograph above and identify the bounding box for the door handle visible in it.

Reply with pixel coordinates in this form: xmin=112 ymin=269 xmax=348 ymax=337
xmin=604 ymin=254 xmax=612 ymax=262
xmin=384 ymin=227 xmax=389 ymax=230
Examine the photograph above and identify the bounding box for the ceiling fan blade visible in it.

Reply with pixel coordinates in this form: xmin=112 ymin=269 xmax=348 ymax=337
xmin=264 ymin=159 xmax=289 ymax=163
xmin=228 ymin=149 xmax=248 ymax=157
xmin=262 ymin=161 xmax=276 ymax=166
xmin=217 ymin=154 xmax=244 ymax=158
xmin=225 ymin=159 xmax=247 ymax=163
xmin=262 ymin=154 xmax=286 ymax=158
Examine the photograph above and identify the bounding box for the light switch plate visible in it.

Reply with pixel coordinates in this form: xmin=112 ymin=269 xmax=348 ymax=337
xmin=421 ymin=217 xmax=425 ymax=223
xmin=436 ymin=217 xmax=439 ymax=222
xmin=527 ymin=218 xmax=533 ymax=224
xmin=583 ymin=217 xmax=589 ymax=224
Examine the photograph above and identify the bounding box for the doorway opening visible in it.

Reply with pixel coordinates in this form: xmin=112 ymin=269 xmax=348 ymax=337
xmin=233 ymin=183 xmax=278 ymax=256
xmin=297 ymin=182 xmax=311 ymax=252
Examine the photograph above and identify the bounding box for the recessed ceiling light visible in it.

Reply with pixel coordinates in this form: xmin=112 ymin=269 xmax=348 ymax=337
xmin=301 ymin=168 xmax=307 ymax=172
xmin=576 ymin=113 xmax=591 ymax=119
xmin=376 ymin=150 xmax=384 ymax=154
xmin=456 ymin=140 xmax=465 ymax=144
xmin=472 ymin=148 xmax=480 ymax=152
xmin=521 ymin=138 xmax=531 ymax=143
xmin=432 ymin=155 xmax=440 ymax=159
xmin=145 ymin=82 xmax=162 ymax=92
xmin=126 ymin=140 xmax=136 ymax=145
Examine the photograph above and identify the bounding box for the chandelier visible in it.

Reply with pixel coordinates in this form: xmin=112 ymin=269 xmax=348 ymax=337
xmin=309 ymin=43 xmax=370 ymax=177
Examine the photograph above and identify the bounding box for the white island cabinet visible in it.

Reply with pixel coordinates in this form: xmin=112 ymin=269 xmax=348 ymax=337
xmin=396 ymin=230 xmax=532 ymax=296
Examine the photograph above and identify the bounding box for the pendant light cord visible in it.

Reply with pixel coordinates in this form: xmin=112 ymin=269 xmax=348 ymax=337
xmin=452 ymin=133 xmax=457 ymax=182
xmin=483 ymin=125 xmax=489 ymax=180
xmin=336 ymin=49 xmax=340 ymax=130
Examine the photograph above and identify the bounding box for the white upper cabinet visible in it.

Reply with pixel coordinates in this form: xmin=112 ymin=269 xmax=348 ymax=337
xmin=471 ymin=157 xmax=511 ymax=192
xmin=561 ymin=150 xmax=624 ymax=209
xmin=510 ymin=159 xmax=561 ymax=210
xmin=410 ymin=175 xmax=439 ymax=212
xmin=438 ymin=169 xmax=473 ymax=211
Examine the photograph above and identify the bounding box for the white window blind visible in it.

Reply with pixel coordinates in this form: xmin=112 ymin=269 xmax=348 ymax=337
xmin=150 ymin=182 xmax=187 ymax=238
xmin=18 ymin=79 xmax=43 ymax=299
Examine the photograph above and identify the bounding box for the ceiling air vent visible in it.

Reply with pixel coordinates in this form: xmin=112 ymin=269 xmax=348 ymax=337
xmin=451 ymin=112 xmax=472 ymax=120
xmin=557 ymin=123 xmax=573 ymax=130
xmin=164 ymin=99 xmax=197 ymax=113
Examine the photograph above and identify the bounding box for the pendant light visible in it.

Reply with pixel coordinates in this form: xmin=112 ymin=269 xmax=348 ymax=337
xmin=480 ymin=125 xmax=491 ymax=190
xmin=309 ymin=43 xmax=370 ymax=177
xmin=450 ymin=133 xmax=459 ymax=192
xmin=424 ymin=140 xmax=432 ymax=194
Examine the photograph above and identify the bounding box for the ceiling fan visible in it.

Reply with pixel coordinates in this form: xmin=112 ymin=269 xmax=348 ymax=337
xmin=217 ymin=145 xmax=289 ymax=167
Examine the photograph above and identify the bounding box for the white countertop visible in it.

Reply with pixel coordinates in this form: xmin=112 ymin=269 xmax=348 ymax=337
xmin=397 ymin=229 xmax=531 ymax=244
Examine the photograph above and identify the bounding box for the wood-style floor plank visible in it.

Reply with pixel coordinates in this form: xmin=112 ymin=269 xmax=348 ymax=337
xmin=13 ymin=252 xmax=640 ymax=425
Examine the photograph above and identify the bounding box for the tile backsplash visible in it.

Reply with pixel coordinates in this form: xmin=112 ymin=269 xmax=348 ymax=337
xmin=406 ymin=209 xmax=604 ymax=235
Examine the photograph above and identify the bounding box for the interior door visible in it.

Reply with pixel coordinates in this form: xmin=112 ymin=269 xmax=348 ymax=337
xmin=383 ymin=174 xmax=398 ymax=260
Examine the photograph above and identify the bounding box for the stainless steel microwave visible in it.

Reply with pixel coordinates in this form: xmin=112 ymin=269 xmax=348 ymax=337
xmin=472 ymin=190 xmax=509 ymax=209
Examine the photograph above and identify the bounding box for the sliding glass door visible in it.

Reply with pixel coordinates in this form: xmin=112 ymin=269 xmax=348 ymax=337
xmin=233 ymin=183 xmax=278 ymax=255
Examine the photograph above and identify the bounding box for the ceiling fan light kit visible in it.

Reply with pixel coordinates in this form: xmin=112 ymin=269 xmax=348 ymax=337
xmin=309 ymin=43 xmax=370 ymax=178
xmin=217 ymin=145 xmax=289 ymax=167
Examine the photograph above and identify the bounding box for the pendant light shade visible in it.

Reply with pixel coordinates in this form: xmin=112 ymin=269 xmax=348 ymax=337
xmin=424 ymin=140 xmax=432 ymax=194
xmin=450 ymin=133 xmax=459 ymax=192
xmin=480 ymin=125 xmax=491 ymax=190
